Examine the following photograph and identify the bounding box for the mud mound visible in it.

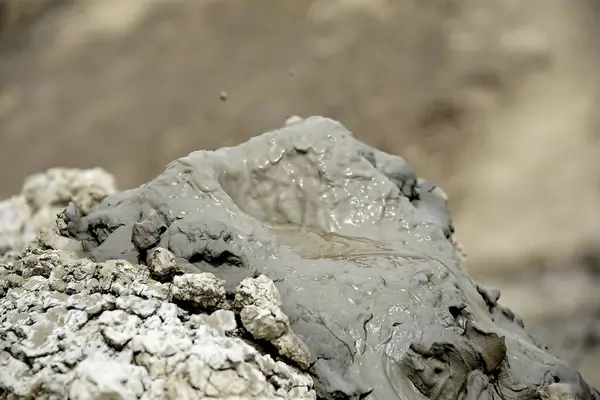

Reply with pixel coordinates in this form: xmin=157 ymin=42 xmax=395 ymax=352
xmin=2 ymin=117 xmax=595 ymax=399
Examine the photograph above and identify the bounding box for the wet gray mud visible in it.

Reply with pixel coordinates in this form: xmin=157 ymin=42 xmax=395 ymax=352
xmin=64 ymin=116 xmax=599 ymax=399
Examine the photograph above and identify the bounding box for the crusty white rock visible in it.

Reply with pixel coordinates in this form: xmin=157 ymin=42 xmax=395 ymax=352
xmin=0 ymin=243 xmax=315 ymax=399
xmin=0 ymin=167 xmax=116 ymax=257
xmin=236 ymin=275 xmax=312 ymax=369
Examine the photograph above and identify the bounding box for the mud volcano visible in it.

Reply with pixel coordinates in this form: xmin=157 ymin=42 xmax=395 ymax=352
xmin=54 ymin=116 xmax=599 ymax=399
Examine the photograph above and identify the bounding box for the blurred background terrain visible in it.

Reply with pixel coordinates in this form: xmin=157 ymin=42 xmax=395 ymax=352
xmin=1 ymin=0 xmax=600 ymax=385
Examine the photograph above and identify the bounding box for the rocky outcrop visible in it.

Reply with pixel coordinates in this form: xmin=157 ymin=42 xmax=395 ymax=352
xmin=1 ymin=116 xmax=598 ymax=399
xmin=0 ymin=239 xmax=315 ymax=399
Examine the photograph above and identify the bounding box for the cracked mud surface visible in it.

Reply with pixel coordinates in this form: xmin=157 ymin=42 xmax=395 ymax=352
xmin=0 ymin=246 xmax=315 ymax=399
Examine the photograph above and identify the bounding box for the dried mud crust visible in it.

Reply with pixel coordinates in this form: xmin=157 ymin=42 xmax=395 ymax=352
xmin=0 ymin=239 xmax=315 ymax=399
xmin=50 ymin=116 xmax=598 ymax=399
xmin=0 ymin=167 xmax=117 ymax=259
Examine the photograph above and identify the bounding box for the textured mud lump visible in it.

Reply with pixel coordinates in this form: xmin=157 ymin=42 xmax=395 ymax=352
xmin=57 ymin=116 xmax=599 ymax=399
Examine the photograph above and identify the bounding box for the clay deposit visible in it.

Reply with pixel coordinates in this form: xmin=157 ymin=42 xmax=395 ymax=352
xmin=1 ymin=116 xmax=598 ymax=399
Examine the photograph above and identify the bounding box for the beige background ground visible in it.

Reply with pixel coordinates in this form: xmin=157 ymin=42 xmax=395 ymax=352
xmin=1 ymin=0 xmax=600 ymax=385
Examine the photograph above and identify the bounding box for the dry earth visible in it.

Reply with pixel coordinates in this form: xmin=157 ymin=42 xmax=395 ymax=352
xmin=1 ymin=0 xmax=600 ymax=386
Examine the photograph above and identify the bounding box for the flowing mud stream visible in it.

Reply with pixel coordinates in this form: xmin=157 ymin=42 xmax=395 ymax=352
xmin=268 ymin=223 xmax=415 ymax=260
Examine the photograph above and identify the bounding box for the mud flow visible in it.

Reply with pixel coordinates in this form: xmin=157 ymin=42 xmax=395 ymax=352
xmin=269 ymin=223 xmax=414 ymax=260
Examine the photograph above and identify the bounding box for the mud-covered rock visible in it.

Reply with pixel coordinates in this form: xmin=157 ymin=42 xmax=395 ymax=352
xmin=53 ymin=116 xmax=598 ymax=399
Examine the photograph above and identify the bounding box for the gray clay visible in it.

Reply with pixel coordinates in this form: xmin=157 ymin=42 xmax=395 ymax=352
xmin=1 ymin=116 xmax=598 ymax=399
xmin=57 ymin=116 xmax=599 ymax=399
